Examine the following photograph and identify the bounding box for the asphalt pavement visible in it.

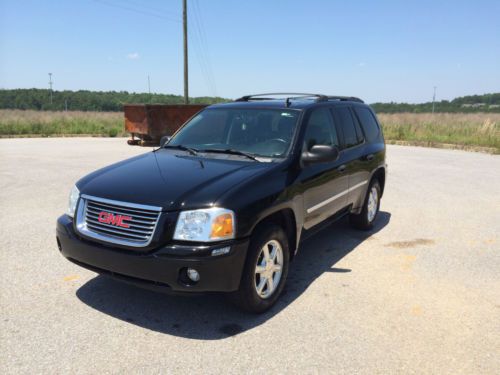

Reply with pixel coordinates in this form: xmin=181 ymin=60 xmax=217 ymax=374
xmin=1 ymin=138 xmax=499 ymax=374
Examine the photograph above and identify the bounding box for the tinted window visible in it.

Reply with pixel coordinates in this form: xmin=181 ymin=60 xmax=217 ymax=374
xmin=333 ymin=107 xmax=360 ymax=148
xmin=303 ymin=108 xmax=338 ymax=151
xmin=353 ymin=114 xmax=365 ymax=143
xmin=172 ymin=109 xmax=228 ymax=144
xmin=169 ymin=108 xmax=300 ymax=158
xmin=354 ymin=107 xmax=380 ymax=142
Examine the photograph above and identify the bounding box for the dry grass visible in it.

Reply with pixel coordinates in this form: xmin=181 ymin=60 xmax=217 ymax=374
xmin=0 ymin=110 xmax=123 ymax=137
xmin=1 ymin=110 xmax=499 ymax=153
xmin=378 ymin=112 xmax=500 ymax=152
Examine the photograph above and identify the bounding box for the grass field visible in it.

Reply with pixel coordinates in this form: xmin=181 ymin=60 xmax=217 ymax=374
xmin=0 ymin=110 xmax=499 ymax=153
xmin=378 ymin=113 xmax=500 ymax=152
xmin=0 ymin=110 xmax=123 ymax=137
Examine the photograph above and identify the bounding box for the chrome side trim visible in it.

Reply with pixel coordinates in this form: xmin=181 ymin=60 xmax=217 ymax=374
xmin=75 ymin=195 xmax=162 ymax=248
xmin=306 ymin=180 xmax=368 ymax=214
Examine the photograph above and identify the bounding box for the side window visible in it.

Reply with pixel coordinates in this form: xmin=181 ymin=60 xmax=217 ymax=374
xmin=353 ymin=113 xmax=365 ymax=143
xmin=303 ymin=108 xmax=339 ymax=151
xmin=333 ymin=107 xmax=362 ymax=149
xmin=354 ymin=107 xmax=380 ymax=142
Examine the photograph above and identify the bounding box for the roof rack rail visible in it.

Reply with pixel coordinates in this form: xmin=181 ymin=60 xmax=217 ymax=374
xmin=235 ymin=93 xmax=326 ymax=102
xmin=235 ymin=93 xmax=364 ymax=104
xmin=318 ymin=96 xmax=364 ymax=103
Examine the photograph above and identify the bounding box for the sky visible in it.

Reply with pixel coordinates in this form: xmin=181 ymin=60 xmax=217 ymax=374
xmin=0 ymin=0 xmax=499 ymax=103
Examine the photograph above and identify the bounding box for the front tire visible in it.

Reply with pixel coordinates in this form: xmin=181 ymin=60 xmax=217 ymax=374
xmin=230 ymin=224 xmax=290 ymax=313
xmin=350 ymin=179 xmax=381 ymax=230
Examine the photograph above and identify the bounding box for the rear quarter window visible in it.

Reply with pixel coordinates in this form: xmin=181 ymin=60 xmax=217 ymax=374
xmin=354 ymin=107 xmax=380 ymax=142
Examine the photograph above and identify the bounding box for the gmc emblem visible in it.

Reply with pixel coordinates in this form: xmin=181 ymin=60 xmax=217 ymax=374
xmin=97 ymin=212 xmax=132 ymax=228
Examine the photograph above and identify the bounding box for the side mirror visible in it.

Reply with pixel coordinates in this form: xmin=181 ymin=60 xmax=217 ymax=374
xmin=159 ymin=135 xmax=171 ymax=148
xmin=301 ymin=145 xmax=340 ymax=165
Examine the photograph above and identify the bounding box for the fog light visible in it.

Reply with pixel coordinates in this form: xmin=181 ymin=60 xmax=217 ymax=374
xmin=187 ymin=268 xmax=200 ymax=282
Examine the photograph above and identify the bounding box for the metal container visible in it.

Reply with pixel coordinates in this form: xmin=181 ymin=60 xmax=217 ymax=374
xmin=124 ymin=104 xmax=207 ymax=146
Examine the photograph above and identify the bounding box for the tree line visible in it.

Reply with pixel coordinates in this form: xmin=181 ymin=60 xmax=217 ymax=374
xmin=0 ymin=89 xmax=227 ymax=112
xmin=0 ymin=89 xmax=499 ymax=113
xmin=371 ymin=93 xmax=500 ymax=113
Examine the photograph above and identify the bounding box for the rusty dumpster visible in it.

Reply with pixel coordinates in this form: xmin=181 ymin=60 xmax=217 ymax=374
xmin=124 ymin=104 xmax=207 ymax=146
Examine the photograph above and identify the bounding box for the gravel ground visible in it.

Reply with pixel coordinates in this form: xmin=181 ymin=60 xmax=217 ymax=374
xmin=1 ymin=138 xmax=499 ymax=374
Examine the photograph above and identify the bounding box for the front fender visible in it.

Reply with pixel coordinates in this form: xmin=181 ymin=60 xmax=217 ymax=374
xmin=217 ymin=167 xmax=304 ymax=243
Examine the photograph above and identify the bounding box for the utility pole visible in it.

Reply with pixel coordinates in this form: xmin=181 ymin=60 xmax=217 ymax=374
xmin=183 ymin=0 xmax=189 ymax=104
xmin=148 ymin=75 xmax=151 ymax=94
xmin=48 ymin=73 xmax=53 ymax=105
xmin=432 ymin=86 xmax=437 ymax=114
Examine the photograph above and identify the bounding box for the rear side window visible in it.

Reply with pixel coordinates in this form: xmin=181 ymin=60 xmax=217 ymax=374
xmin=332 ymin=107 xmax=361 ymax=148
xmin=354 ymin=107 xmax=380 ymax=142
xmin=352 ymin=115 xmax=365 ymax=143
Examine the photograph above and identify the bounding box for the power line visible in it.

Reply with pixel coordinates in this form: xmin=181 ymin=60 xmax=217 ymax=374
xmin=89 ymin=0 xmax=217 ymax=99
xmin=121 ymin=0 xmax=179 ymax=18
xmin=91 ymin=0 xmax=181 ymax=23
xmin=194 ymin=0 xmax=217 ymax=95
xmin=189 ymin=29 xmax=215 ymax=97
xmin=189 ymin=30 xmax=208 ymax=95
xmin=190 ymin=0 xmax=217 ymax=96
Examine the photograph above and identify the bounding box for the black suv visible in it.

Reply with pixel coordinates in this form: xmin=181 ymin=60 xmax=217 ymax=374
xmin=57 ymin=93 xmax=386 ymax=313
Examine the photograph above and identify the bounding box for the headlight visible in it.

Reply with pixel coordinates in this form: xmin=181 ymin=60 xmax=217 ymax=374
xmin=67 ymin=185 xmax=80 ymax=217
xmin=173 ymin=207 xmax=235 ymax=242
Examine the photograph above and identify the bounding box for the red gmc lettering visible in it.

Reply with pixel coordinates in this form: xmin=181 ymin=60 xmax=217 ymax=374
xmin=97 ymin=212 xmax=132 ymax=228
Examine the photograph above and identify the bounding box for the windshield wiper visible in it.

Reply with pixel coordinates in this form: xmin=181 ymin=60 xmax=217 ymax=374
xmin=163 ymin=144 xmax=198 ymax=156
xmin=199 ymin=148 xmax=259 ymax=161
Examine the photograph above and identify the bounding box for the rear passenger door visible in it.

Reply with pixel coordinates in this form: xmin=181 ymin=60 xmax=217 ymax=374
xmin=351 ymin=105 xmax=385 ymax=207
xmin=299 ymin=107 xmax=349 ymax=230
xmin=331 ymin=106 xmax=371 ymax=210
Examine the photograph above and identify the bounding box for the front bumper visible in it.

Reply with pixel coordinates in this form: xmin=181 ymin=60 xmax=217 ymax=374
xmin=56 ymin=215 xmax=249 ymax=294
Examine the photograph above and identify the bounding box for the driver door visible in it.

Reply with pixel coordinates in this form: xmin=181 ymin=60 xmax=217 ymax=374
xmin=298 ymin=107 xmax=349 ymax=229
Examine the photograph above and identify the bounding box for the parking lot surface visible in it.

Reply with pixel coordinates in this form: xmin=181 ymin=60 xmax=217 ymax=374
xmin=1 ymin=138 xmax=499 ymax=374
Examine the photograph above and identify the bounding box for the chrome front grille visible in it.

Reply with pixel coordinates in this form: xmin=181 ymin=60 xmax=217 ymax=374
xmin=76 ymin=194 xmax=162 ymax=247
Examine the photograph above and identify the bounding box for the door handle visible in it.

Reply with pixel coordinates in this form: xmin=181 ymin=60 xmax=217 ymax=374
xmin=337 ymin=165 xmax=346 ymax=173
xmin=365 ymin=154 xmax=374 ymax=161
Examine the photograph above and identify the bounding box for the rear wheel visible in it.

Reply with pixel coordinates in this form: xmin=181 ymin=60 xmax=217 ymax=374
xmin=230 ymin=225 xmax=289 ymax=313
xmin=350 ymin=179 xmax=381 ymax=230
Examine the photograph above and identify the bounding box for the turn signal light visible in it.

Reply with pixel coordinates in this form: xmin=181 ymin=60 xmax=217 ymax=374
xmin=210 ymin=213 xmax=233 ymax=239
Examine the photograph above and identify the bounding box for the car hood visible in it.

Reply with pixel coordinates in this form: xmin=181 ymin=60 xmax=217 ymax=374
xmin=77 ymin=149 xmax=275 ymax=210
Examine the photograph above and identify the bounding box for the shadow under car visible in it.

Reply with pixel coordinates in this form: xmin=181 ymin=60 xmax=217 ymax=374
xmin=76 ymin=211 xmax=391 ymax=340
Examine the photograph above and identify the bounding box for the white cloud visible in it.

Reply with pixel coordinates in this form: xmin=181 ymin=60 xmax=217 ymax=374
xmin=127 ymin=52 xmax=140 ymax=60
xmin=358 ymin=62 xmax=366 ymax=67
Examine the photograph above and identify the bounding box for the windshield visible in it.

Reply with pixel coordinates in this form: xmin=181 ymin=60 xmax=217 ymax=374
xmin=168 ymin=108 xmax=300 ymax=158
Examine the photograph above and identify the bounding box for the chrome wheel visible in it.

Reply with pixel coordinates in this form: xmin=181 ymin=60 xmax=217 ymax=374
xmin=367 ymin=186 xmax=379 ymax=222
xmin=254 ymin=240 xmax=283 ymax=299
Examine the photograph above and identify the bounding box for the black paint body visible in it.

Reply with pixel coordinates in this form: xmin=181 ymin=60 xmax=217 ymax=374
xmin=57 ymin=99 xmax=386 ymax=293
